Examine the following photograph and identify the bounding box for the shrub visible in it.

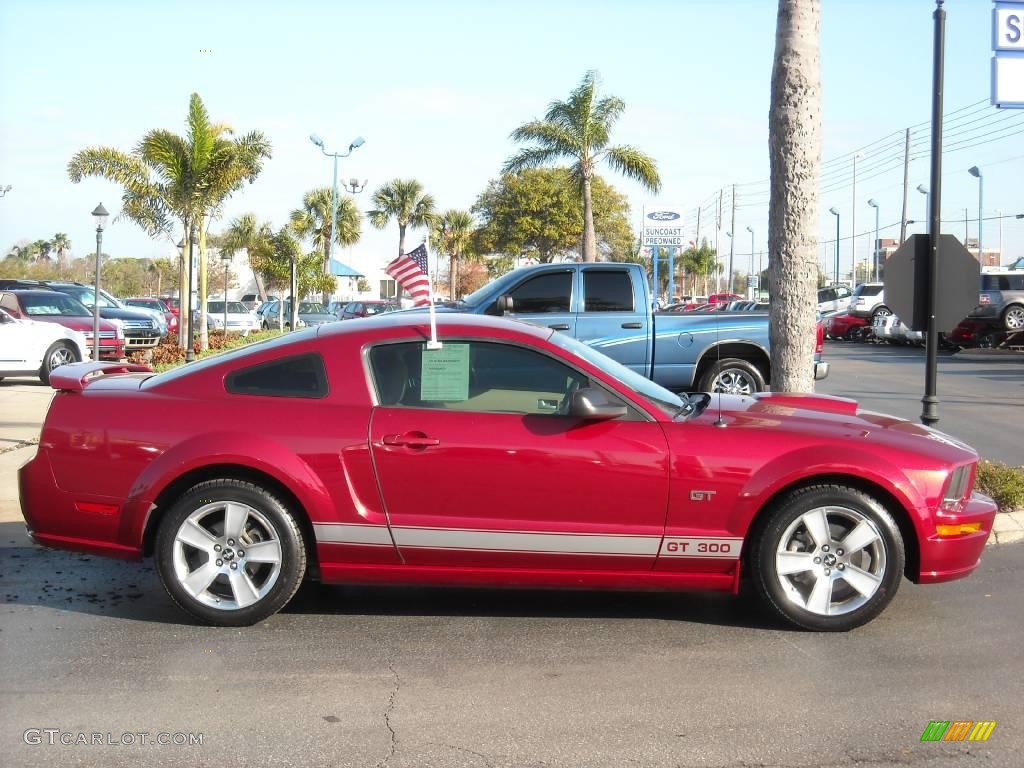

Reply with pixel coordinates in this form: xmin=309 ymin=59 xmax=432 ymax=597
xmin=976 ymin=461 xmax=1024 ymax=512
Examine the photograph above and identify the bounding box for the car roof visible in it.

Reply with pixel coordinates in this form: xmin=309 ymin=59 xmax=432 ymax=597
xmin=318 ymin=310 xmax=552 ymax=342
xmin=7 ymin=289 xmax=72 ymax=299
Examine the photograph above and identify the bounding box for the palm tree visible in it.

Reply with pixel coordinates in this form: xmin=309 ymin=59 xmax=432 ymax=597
xmin=768 ymin=0 xmax=821 ymax=392
xmin=431 ymin=210 xmax=475 ymax=299
xmin=31 ymin=240 xmax=53 ymax=263
xmin=368 ymin=179 xmax=437 ymax=259
xmin=68 ymin=93 xmax=271 ymax=350
xmin=51 ymin=233 xmax=71 ymax=276
xmin=219 ymin=214 xmax=276 ymax=303
xmin=289 ymin=188 xmax=362 ymax=304
xmin=504 ymin=70 xmax=661 ymax=262
xmin=6 ymin=244 xmax=32 ymax=262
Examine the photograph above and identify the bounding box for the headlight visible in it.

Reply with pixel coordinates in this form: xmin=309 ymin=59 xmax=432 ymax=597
xmin=941 ymin=464 xmax=974 ymax=511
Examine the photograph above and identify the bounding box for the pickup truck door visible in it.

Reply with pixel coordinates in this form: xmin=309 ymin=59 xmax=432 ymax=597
xmin=503 ymin=269 xmax=577 ymax=336
xmin=573 ymin=267 xmax=651 ymax=377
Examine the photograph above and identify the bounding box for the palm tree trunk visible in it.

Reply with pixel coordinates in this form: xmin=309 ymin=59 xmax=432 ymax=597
xmin=768 ymin=0 xmax=821 ymax=393
xmin=398 ymin=224 xmax=406 ymax=257
xmin=581 ymin=176 xmax=597 ymax=262
xmin=449 ymin=253 xmax=457 ymax=299
xmin=199 ymin=223 xmax=209 ymax=351
xmin=178 ymin=232 xmax=188 ymax=349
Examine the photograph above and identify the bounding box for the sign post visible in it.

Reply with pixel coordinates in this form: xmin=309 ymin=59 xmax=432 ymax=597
xmin=642 ymin=207 xmax=684 ymax=308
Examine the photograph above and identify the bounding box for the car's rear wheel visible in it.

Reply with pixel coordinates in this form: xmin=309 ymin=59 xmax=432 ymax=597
xmin=155 ymin=479 xmax=306 ymax=626
xmin=750 ymin=485 xmax=904 ymax=631
xmin=1002 ymin=304 xmax=1024 ymax=331
xmin=699 ymin=358 xmax=766 ymax=395
xmin=870 ymin=306 xmax=892 ymax=321
xmin=38 ymin=341 xmax=79 ymax=384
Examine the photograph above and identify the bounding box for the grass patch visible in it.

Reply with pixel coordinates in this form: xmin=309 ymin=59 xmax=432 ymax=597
xmin=976 ymin=461 xmax=1024 ymax=512
xmin=131 ymin=330 xmax=285 ymax=373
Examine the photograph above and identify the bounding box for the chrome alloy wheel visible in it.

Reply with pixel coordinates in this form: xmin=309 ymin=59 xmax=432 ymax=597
xmin=47 ymin=345 xmax=75 ymax=372
xmin=711 ymin=368 xmax=757 ymax=395
xmin=172 ymin=501 xmax=283 ymax=611
xmin=1005 ymin=306 xmax=1024 ymax=330
xmin=774 ymin=506 xmax=887 ymax=617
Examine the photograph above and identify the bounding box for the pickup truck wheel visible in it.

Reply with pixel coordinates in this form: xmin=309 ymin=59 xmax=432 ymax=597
xmin=155 ymin=479 xmax=306 ymax=626
xmin=38 ymin=341 xmax=79 ymax=385
xmin=699 ymin=359 xmax=765 ymax=395
xmin=751 ymin=485 xmax=904 ymax=631
xmin=1002 ymin=304 xmax=1024 ymax=331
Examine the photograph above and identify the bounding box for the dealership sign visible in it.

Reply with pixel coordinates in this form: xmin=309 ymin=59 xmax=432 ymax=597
xmin=992 ymin=1 xmax=1024 ymax=108
xmin=642 ymin=207 xmax=685 ymax=247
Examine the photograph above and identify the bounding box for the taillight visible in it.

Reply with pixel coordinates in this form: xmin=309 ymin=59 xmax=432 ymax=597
xmin=815 ymin=321 xmax=824 ymax=353
xmin=979 ymin=294 xmax=990 ymax=304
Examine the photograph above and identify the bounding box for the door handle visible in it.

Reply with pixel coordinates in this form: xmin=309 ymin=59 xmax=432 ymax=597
xmin=621 ymin=322 xmax=643 ymax=329
xmin=383 ymin=433 xmax=440 ymax=448
xmin=548 ymin=323 xmax=570 ymax=331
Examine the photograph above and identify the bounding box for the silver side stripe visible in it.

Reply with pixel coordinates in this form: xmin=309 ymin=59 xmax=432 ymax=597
xmin=314 ymin=523 xmax=742 ymax=559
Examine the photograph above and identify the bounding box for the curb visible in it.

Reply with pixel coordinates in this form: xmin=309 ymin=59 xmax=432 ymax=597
xmin=987 ymin=510 xmax=1024 ymax=546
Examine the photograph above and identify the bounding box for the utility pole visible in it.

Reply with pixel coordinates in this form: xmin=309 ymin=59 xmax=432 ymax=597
xmin=728 ymin=184 xmax=737 ymax=293
xmin=695 ymin=207 xmax=701 ymax=252
xmin=715 ymin=189 xmax=723 ymax=293
xmin=900 ymin=127 xmax=911 ymax=243
xmin=852 ymin=153 xmax=860 ymax=285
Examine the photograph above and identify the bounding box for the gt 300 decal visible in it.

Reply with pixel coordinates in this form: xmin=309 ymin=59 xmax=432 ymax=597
xmin=659 ymin=537 xmax=743 ymax=559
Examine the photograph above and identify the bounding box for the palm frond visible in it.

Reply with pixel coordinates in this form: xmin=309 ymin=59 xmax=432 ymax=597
xmin=602 ymin=145 xmax=662 ymax=193
xmin=502 ymin=146 xmax=568 ymax=175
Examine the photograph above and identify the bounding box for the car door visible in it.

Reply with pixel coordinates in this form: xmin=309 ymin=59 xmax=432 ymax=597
xmin=817 ymin=288 xmax=836 ymax=314
xmin=366 ymin=339 xmax=670 ymax=570
xmin=0 ymin=307 xmax=31 ymax=367
xmin=502 ymin=269 xmax=577 ymax=336
xmin=574 ymin=267 xmax=650 ymax=376
xmin=834 ymin=286 xmax=852 ymax=312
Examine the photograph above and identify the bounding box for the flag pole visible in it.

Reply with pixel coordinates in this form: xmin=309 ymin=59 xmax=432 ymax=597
xmin=424 ymin=236 xmax=442 ymax=350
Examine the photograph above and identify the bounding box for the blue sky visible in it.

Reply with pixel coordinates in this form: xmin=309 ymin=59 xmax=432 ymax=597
xmin=1 ymin=0 xmax=1021 ymax=280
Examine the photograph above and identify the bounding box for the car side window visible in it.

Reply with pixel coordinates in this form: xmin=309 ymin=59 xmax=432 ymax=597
xmin=507 ymin=272 xmax=572 ymax=313
xmin=835 ymin=286 xmax=851 ymax=299
xmin=225 ymin=353 xmax=328 ymax=399
xmin=818 ymin=289 xmax=835 ymax=303
xmin=369 ymin=341 xmax=589 ymax=416
xmin=583 ymin=270 xmax=634 ymax=312
xmin=0 ymin=293 xmax=19 ymax=315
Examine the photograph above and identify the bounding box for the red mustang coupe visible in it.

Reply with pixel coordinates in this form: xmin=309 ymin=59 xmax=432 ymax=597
xmin=19 ymin=314 xmax=995 ymax=630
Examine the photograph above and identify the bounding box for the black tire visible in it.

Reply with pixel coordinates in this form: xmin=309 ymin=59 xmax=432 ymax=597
xmin=1001 ymin=304 xmax=1024 ymax=332
xmin=870 ymin=306 xmax=892 ymax=321
xmin=155 ymin=479 xmax=307 ymax=626
xmin=750 ymin=484 xmax=905 ymax=631
xmin=698 ymin=358 xmax=766 ymax=395
xmin=38 ymin=341 xmax=79 ymax=385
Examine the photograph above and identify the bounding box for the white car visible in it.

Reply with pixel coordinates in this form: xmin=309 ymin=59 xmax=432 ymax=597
xmin=205 ymin=301 xmax=260 ymax=335
xmin=872 ymin=312 xmax=923 ymax=345
xmin=817 ymin=284 xmax=853 ymax=314
xmin=0 ymin=308 xmax=90 ymax=384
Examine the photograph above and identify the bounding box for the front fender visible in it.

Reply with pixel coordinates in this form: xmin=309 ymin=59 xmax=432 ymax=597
xmin=121 ymin=431 xmax=334 ymax=547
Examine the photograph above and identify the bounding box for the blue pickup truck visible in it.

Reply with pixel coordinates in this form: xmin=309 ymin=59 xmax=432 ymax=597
xmin=440 ymin=262 xmax=828 ymax=394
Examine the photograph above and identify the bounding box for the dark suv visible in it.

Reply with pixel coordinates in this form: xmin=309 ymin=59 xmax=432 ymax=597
xmin=969 ymin=272 xmax=1024 ymax=331
xmin=44 ymin=282 xmax=167 ymax=350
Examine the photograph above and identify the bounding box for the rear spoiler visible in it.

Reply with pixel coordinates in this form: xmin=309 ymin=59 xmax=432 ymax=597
xmin=49 ymin=361 xmax=153 ymax=392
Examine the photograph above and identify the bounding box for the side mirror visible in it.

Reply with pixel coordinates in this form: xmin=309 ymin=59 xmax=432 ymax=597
xmin=569 ymin=387 xmax=628 ymax=421
xmin=495 ymin=294 xmax=513 ymax=314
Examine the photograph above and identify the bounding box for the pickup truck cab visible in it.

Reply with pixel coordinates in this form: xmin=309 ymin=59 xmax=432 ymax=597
xmin=450 ymin=262 xmax=828 ymax=393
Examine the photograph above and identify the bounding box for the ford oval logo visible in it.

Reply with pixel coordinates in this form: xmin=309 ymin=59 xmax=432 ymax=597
xmin=647 ymin=211 xmax=680 ymax=221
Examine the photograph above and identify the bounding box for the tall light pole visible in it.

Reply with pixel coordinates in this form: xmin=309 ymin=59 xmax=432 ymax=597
xmin=725 ymin=231 xmax=733 ymax=292
xmin=186 ymin=222 xmax=197 ymax=363
xmin=221 ymin=250 xmax=231 ymax=333
xmin=90 ymin=204 xmax=109 ymax=361
xmin=852 ymin=153 xmax=862 ymax=283
xmin=309 ymin=134 xmax=365 ymax=303
xmin=176 ymin=239 xmax=186 ymax=347
xmin=828 ymin=207 xmax=840 ymax=284
xmin=916 ymin=184 xmax=930 ymax=233
xmin=968 ymin=166 xmax=983 ymax=259
xmin=867 ymin=199 xmax=880 ymax=281
xmin=745 ymin=226 xmax=755 ymax=299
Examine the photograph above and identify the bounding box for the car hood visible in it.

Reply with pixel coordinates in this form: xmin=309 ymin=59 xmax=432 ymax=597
xmin=98 ymin=306 xmax=157 ymax=323
xmin=298 ymin=312 xmax=335 ymax=323
xmin=688 ymin=392 xmax=977 ymax=464
xmin=31 ymin=316 xmax=118 ymax=332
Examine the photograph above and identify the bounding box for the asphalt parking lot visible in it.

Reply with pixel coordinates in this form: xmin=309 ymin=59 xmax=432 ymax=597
xmin=1 ymin=349 xmax=1022 ymax=767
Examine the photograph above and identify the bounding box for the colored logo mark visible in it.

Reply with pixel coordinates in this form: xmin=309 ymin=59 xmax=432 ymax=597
xmin=920 ymin=721 xmax=996 ymax=742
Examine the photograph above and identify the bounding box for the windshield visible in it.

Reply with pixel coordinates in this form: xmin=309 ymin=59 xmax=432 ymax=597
xmin=365 ymin=303 xmax=394 ymax=314
xmin=208 ymin=301 xmax=248 ymax=314
xmin=18 ymin=293 xmax=89 ymax=316
xmin=547 ymin=332 xmax=687 ymax=417
xmin=460 ymin=266 xmax=535 ymax=307
xmin=299 ymin=302 xmax=327 ymax=314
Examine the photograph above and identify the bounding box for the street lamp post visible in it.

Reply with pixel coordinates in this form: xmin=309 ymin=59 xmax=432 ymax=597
xmin=968 ymin=166 xmax=983 ymax=259
xmin=916 ymin=184 xmax=930 ymax=233
xmin=867 ymin=199 xmax=880 ymax=281
xmin=90 ymin=204 xmax=109 ymax=361
xmin=221 ymin=251 xmax=231 ymax=333
xmin=309 ymin=134 xmax=365 ymax=303
xmin=745 ymin=226 xmax=755 ymax=300
xmin=828 ymin=207 xmax=840 ymax=284
xmin=185 ymin=223 xmax=197 ymax=363
xmin=176 ymin=240 xmax=185 ymax=347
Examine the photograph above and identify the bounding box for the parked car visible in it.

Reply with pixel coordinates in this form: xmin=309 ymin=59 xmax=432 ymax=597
xmin=0 ymin=307 xmax=89 ymax=384
xmin=204 ymin=301 xmax=260 ymax=334
xmin=949 ymin=318 xmax=1005 ymax=349
xmin=20 ymin=313 xmax=995 ymax=629
xmin=848 ymin=282 xmax=890 ymax=320
xmin=823 ymin=311 xmax=869 ymax=341
xmin=707 ymin=292 xmax=743 ymax=305
xmin=240 ymin=294 xmax=270 ymax=312
xmin=336 ymin=300 xmax=399 ymax=320
xmin=43 ymin=282 xmax=166 ymax=351
xmin=440 ymin=262 xmax=827 ymax=393
xmin=968 ymin=271 xmax=1024 ymax=331
xmin=160 ymin=296 xmax=181 ymax=319
xmin=817 ymin=284 xmax=853 ymax=314
xmin=258 ymin=300 xmax=334 ymax=329
xmin=872 ymin=313 xmax=923 ymax=345
xmin=124 ymin=297 xmax=178 ymax=334
xmin=0 ymin=279 xmax=50 ymax=290
xmin=0 ymin=290 xmax=125 ymax=361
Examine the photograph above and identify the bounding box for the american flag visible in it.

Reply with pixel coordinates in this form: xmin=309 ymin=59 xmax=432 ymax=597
xmin=385 ymin=243 xmax=431 ymax=307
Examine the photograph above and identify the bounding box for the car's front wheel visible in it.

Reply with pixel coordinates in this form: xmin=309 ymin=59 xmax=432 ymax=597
xmin=750 ymin=484 xmax=904 ymax=631
xmin=155 ymin=479 xmax=307 ymax=625
xmin=38 ymin=341 xmax=79 ymax=384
